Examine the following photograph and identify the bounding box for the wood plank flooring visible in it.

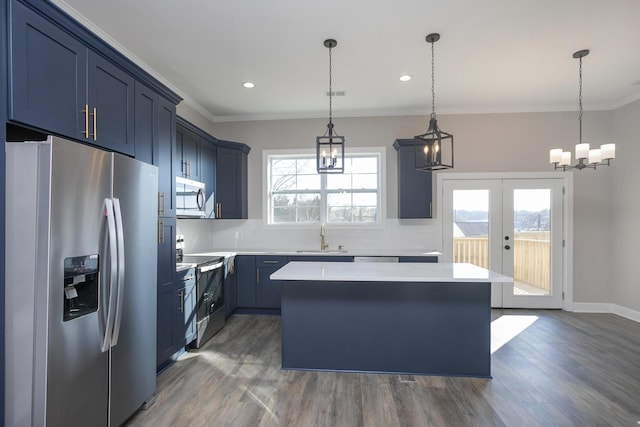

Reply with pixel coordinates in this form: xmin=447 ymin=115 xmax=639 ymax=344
xmin=126 ymin=310 xmax=640 ymax=427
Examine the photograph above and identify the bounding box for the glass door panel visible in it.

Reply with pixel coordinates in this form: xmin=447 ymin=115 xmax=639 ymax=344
xmin=442 ymin=180 xmax=503 ymax=307
xmin=502 ymin=179 xmax=563 ymax=308
xmin=453 ymin=190 xmax=489 ymax=269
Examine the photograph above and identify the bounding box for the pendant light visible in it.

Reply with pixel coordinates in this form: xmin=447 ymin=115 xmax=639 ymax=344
xmin=316 ymin=39 xmax=345 ymax=174
xmin=414 ymin=33 xmax=453 ymax=171
xmin=550 ymin=49 xmax=615 ymax=170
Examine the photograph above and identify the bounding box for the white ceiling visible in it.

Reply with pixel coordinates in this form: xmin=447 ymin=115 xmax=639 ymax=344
xmin=51 ymin=0 xmax=640 ymax=123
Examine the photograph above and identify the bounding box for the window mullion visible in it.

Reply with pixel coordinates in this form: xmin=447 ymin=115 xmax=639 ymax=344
xmin=320 ymin=174 xmax=328 ymax=223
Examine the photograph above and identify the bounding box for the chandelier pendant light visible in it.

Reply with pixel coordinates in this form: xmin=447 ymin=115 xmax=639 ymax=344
xmin=316 ymin=39 xmax=345 ymax=174
xmin=414 ymin=33 xmax=453 ymax=171
xmin=550 ymin=49 xmax=615 ymax=171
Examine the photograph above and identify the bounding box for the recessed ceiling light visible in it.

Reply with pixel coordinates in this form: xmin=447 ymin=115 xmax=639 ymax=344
xmin=242 ymin=82 xmax=255 ymax=89
xmin=399 ymin=74 xmax=412 ymax=82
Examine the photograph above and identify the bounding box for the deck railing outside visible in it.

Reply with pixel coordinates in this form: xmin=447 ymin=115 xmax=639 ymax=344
xmin=453 ymin=233 xmax=550 ymax=292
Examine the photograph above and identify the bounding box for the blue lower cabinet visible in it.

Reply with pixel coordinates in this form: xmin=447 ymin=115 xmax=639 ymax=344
xmin=236 ymin=255 xmax=256 ymax=308
xmin=256 ymin=256 xmax=287 ymax=309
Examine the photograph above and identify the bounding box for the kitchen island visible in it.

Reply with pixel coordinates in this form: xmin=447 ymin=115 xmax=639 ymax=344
xmin=271 ymin=262 xmax=512 ymax=378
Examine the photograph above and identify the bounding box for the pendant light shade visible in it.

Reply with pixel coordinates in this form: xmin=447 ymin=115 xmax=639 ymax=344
xmin=415 ymin=33 xmax=453 ymax=171
xmin=317 ymin=39 xmax=345 ymax=174
xmin=549 ymin=49 xmax=615 ymax=171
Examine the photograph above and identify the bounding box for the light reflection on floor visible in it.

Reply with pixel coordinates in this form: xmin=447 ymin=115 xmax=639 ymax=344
xmin=491 ymin=315 xmax=538 ymax=354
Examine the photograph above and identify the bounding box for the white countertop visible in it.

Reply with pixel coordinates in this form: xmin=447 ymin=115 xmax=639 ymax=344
xmin=186 ymin=249 xmax=441 ymax=257
xmin=270 ymin=262 xmax=513 ymax=283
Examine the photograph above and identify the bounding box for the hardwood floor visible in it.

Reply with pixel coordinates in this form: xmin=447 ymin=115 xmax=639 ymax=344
xmin=126 ymin=310 xmax=640 ymax=427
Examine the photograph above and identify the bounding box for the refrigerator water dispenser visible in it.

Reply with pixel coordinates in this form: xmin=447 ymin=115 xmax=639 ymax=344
xmin=63 ymin=255 xmax=99 ymax=321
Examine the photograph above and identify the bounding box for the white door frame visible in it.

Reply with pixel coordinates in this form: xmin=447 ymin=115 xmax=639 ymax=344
xmin=436 ymin=172 xmax=574 ymax=310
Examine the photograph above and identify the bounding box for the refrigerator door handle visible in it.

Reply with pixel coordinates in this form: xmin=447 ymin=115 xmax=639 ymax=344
xmin=100 ymin=198 xmax=118 ymax=353
xmin=110 ymin=198 xmax=126 ymax=347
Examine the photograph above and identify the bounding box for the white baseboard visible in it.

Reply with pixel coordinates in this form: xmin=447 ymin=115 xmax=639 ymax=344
xmin=612 ymin=304 xmax=640 ymax=323
xmin=571 ymin=302 xmax=640 ymax=323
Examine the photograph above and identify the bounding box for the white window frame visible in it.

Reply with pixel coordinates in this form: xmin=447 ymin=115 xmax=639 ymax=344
xmin=263 ymin=147 xmax=386 ymax=228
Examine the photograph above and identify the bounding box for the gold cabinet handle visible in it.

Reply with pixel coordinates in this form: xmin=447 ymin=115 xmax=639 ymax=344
xmin=158 ymin=192 xmax=165 ymax=216
xmin=90 ymin=107 xmax=97 ymax=141
xmin=178 ymin=290 xmax=184 ymax=313
xmin=215 ymin=202 xmax=221 ymax=218
xmin=83 ymin=104 xmax=89 ymax=138
xmin=157 ymin=219 xmax=164 ymax=244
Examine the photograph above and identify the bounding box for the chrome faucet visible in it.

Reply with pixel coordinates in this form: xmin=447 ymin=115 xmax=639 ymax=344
xmin=320 ymin=223 xmax=329 ymax=250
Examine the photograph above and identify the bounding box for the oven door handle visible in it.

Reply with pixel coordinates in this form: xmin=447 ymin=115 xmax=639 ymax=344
xmin=199 ymin=261 xmax=224 ymax=273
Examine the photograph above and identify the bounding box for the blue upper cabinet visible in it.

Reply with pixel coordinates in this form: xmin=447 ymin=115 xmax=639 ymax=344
xmin=10 ymin=1 xmax=87 ymax=141
xmin=87 ymin=53 xmax=135 ymax=155
xmin=215 ymin=141 xmax=250 ymax=219
xmin=9 ymin=0 xmax=180 ymax=157
xmin=135 ymin=82 xmax=176 ymax=217
xmin=393 ymin=139 xmax=433 ymax=219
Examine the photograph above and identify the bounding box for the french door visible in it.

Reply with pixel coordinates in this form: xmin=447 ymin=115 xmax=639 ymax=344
xmin=441 ymin=177 xmax=565 ymax=308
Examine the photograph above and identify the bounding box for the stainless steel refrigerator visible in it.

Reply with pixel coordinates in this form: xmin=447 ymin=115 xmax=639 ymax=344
xmin=5 ymin=136 xmax=158 ymax=426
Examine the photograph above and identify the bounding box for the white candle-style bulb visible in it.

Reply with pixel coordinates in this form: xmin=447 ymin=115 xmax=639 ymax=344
xmin=601 ymin=143 xmax=616 ymax=160
xmin=332 ymin=148 xmax=337 ymax=158
xmin=560 ymin=151 xmax=571 ymax=166
xmin=549 ymin=149 xmax=563 ymax=164
xmin=575 ymin=143 xmax=590 ymax=160
xmin=423 ymin=145 xmax=429 ymax=155
xmin=434 ymin=143 xmax=440 ymax=153
xmin=588 ymin=148 xmax=602 ymax=164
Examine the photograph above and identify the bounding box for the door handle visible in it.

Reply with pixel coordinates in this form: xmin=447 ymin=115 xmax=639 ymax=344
xmin=100 ymin=198 xmax=118 ymax=353
xmin=83 ymin=104 xmax=90 ymax=139
xmin=110 ymin=198 xmax=125 ymax=347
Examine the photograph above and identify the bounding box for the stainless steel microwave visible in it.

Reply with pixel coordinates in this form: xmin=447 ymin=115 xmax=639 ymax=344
xmin=176 ymin=176 xmax=215 ymax=218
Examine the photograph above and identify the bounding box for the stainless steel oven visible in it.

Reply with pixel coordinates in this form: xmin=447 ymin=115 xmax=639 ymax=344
xmin=181 ymin=255 xmax=225 ymax=348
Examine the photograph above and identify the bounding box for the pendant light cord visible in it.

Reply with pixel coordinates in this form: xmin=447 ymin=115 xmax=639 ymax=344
xmin=431 ymin=39 xmax=436 ymax=118
xmin=329 ymin=44 xmax=333 ymax=128
xmin=578 ymin=55 xmax=583 ymax=144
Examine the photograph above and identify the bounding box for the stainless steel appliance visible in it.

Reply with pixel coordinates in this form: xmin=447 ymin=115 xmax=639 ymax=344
xmin=181 ymin=255 xmax=226 ymax=348
xmin=176 ymin=176 xmax=215 ymax=218
xmin=5 ymin=136 xmax=158 ymax=427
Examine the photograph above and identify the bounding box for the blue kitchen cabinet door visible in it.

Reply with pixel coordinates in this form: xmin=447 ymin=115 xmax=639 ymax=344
xmin=135 ymin=82 xmax=176 ymax=217
xmin=236 ymin=255 xmax=256 ymax=308
xmin=200 ymin=140 xmax=217 ymax=212
xmin=215 ymin=144 xmax=249 ymax=219
xmin=88 ymin=52 xmax=135 ymax=155
xmin=177 ymin=272 xmax=197 ymax=347
xmin=133 ymin=82 xmax=156 ymax=164
xmin=256 ymin=256 xmax=287 ymax=309
xmin=10 ymin=0 xmax=87 ymax=139
xmin=176 ymin=125 xmax=201 ymax=181
xmin=156 ymin=280 xmax=176 ymax=367
xmin=393 ymin=139 xmax=433 ymax=219
xmin=157 ymin=97 xmax=176 ymax=217
xmin=156 ymin=217 xmax=176 ymax=368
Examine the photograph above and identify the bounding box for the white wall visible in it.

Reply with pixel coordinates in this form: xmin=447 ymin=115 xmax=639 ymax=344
xmin=178 ymin=102 xmax=617 ymax=306
xmin=612 ymin=99 xmax=640 ymax=312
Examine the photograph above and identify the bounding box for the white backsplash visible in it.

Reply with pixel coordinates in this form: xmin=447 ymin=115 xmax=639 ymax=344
xmin=177 ymin=219 xmax=439 ymax=253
